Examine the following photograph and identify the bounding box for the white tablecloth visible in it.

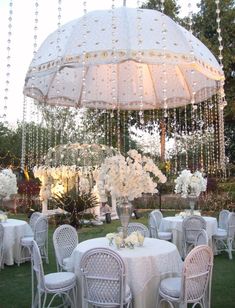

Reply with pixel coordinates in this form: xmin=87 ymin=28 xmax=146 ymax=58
xmin=1 ymin=218 xmax=33 ymax=265
xmin=66 ymin=237 xmax=183 ymax=308
xmin=159 ymin=216 xmax=218 ymax=256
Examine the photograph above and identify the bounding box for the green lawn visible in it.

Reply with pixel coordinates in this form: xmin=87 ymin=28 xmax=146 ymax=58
xmin=0 ymin=213 xmax=234 ymax=307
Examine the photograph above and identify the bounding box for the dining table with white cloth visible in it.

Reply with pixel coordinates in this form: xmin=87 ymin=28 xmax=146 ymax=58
xmin=1 ymin=218 xmax=33 ymax=265
xmin=65 ymin=237 xmax=183 ymax=308
xmin=159 ymin=216 xmax=218 ymax=256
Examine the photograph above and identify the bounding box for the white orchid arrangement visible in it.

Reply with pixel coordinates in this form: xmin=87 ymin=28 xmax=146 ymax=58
xmin=0 ymin=169 xmax=18 ymax=199
xmin=174 ymin=169 xmax=207 ymax=198
xmin=33 ymin=165 xmax=94 ymax=200
xmin=97 ymin=149 xmax=167 ymax=202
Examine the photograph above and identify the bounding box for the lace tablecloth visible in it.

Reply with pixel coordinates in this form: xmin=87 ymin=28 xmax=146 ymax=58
xmin=159 ymin=216 xmax=218 ymax=256
xmin=1 ymin=219 xmax=33 ymax=265
xmin=66 ymin=237 xmax=183 ymax=308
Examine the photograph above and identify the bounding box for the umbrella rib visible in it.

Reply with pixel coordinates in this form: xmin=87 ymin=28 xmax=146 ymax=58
xmin=147 ymin=64 xmax=160 ymax=108
xmin=175 ymin=65 xmax=192 ymax=101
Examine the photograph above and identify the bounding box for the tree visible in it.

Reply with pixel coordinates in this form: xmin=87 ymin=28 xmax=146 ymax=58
xmin=141 ymin=0 xmax=181 ymax=21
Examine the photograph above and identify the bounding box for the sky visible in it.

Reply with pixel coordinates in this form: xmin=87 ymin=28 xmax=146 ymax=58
xmin=0 ymin=0 xmax=199 ymax=125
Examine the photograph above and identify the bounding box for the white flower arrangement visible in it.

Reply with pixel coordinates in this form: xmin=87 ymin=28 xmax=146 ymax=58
xmin=0 ymin=169 xmax=18 ymax=199
xmin=97 ymin=149 xmax=167 ymax=202
xmin=106 ymin=231 xmax=144 ymax=248
xmin=174 ymin=169 xmax=207 ymax=198
xmin=0 ymin=213 xmax=7 ymax=222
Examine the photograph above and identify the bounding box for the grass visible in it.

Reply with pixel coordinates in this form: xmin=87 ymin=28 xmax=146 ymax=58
xmin=0 ymin=212 xmax=235 ymax=307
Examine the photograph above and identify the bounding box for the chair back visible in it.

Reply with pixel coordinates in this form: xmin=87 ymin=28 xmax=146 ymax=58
xmin=181 ymin=245 xmax=213 ymax=303
xmin=127 ymin=222 xmax=150 ymax=237
xmin=29 ymin=212 xmax=42 ymax=232
xmin=218 ymin=210 xmax=230 ymax=230
xmin=227 ymin=212 xmax=235 ymax=238
xmin=182 ymin=215 xmax=206 ymax=244
xmin=194 ymin=229 xmax=209 ymax=246
xmin=148 ymin=210 xmax=163 ymax=238
xmin=32 ymin=240 xmax=46 ymax=291
xmin=34 ymin=216 xmax=48 ymax=248
xmin=53 ymin=224 xmax=78 ymax=269
xmin=0 ymin=224 xmax=4 ymax=267
xmin=80 ymin=247 xmax=127 ymax=307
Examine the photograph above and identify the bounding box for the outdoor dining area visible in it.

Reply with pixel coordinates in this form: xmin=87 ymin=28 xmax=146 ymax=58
xmin=0 ymin=0 xmax=235 ymax=307
xmin=0 ymin=206 xmax=235 ymax=308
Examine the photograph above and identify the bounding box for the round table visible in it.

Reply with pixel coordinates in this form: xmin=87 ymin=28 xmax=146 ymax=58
xmin=159 ymin=216 xmax=218 ymax=256
xmin=1 ymin=218 xmax=33 ymax=265
xmin=66 ymin=237 xmax=183 ymax=308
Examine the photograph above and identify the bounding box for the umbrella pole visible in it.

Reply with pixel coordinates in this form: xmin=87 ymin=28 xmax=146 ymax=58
xmin=123 ymin=0 xmax=126 ymax=7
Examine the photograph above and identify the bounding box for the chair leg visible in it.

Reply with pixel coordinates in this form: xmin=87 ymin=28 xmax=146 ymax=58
xmin=227 ymin=239 xmax=233 ymax=260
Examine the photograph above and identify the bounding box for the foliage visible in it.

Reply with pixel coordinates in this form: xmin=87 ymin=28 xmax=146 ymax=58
xmin=52 ymin=188 xmax=98 ymax=228
xmin=141 ymin=0 xmax=181 ymax=21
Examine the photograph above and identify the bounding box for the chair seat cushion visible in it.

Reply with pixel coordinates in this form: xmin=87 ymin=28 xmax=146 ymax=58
xmin=213 ymin=229 xmax=227 ymax=239
xmin=21 ymin=236 xmax=34 ymax=246
xmin=159 ymin=277 xmax=181 ymax=298
xmin=45 ymin=272 xmax=76 ymax=290
xmin=158 ymin=232 xmax=172 ymax=241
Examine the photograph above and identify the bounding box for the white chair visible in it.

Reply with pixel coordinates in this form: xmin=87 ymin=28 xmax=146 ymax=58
xmin=80 ymin=247 xmax=132 ymax=308
xmin=158 ymin=245 xmax=214 ymax=308
xmin=29 ymin=211 xmax=42 ymax=232
xmin=218 ymin=209 xmax=230 ymax=232
xmin=0 ymin=224 xmax=4 ymax=269
xmin=148 ymin=210 xmax=172 ymax=241
xmin=127 ymin=222 xmax=150 ymax=237
xmin=194 ymin=229 xmax=209 ymax=246
xmin=182 ymin=215 xmax=206 ymax=258
xmin=31 ymin=240 xmax=77 ymax=308
xmin=213 ymin=212 xmax=235 ymax=260
xmin=18 ymin=216 xmax=49 ymax=265
xmin=53 ymin=224 xmax=78 ymax=271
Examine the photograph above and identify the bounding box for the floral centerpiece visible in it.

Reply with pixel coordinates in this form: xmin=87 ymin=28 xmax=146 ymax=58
xmin=99 ymin=149 xmax=166 ymax=237
xmin=106 ymin=231 xmax=145 ymax=249
xmin=174 ymin=169 xmax=207 ymax=213
xmin=174 ymin=170 xmax=207 ymax=198
xmin=97 ymin=149 xmax=167 ymax=202
xmin=0 ymin=169 xmax=18 ymax=199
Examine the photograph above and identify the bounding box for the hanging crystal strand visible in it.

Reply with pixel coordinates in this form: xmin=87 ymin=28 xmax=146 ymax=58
xmin=187 ymin=1 xmax=197 ymax=171
xmin=177 ymin=108 xmax=182 ymax=170
xmin=173 ymin=108 xmax=178 ymax=174
xmin=214 ymin=95 xmax=220 ymax=173
xmin=137 ymin=0 xmax=144 ymax=127
xmin=184 ymin=105 xmax=188 ymax=169
xmin=123 ymin=111 xmax=126 ymax=153
xmin=111 ymin=0 xmax=120 ymax=151
xmin=210 ymin=97 xmax=216 ymax=174
xmin=55 ymin=0 xmax=63 ymax=144
xmin=2 ymin=0 xmax=14 ymax=125
xmin=21 ymin=96 xmax=27 ymax=172
xmin=215 ymin=0 xmax=226 ymax=175
xmin=35 ymin=103 xmax=40 ymax=165
xmin=82 ymin=1 xmax=87 ymax=107
xmin=204 ymin=99 xmax=209 ymax=174
xmin=209 ymin=97 xmax=214 ymax=174
xmin=198 ymin=101 xmax=204 ymax=171
xmin=160 ymin=0 xmax=168 ymax=118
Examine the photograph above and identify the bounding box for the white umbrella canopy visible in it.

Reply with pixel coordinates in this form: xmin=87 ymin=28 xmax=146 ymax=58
xmin=24 ymin=7 xmax=224 ymax=110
